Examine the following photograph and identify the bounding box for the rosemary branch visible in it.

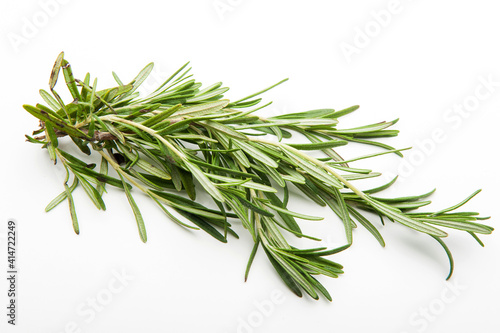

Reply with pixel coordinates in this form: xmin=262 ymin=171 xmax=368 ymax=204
xmin=23 ymin=52 xmax=493 ymax=300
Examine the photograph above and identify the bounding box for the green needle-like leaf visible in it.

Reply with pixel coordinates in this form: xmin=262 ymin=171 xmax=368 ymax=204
xmin=185 ymin=162 xmax=225 ymax=202
xmin=64 ymin=183 xmax=79 ymax=235
xmin=119 ymin=173 xmax=147 ymax=243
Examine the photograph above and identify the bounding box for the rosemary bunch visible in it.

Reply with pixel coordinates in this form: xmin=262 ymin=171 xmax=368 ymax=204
xmin=24 ymin=52 xmax=493 ymax=300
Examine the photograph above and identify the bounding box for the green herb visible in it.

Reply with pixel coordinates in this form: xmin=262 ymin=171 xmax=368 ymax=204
xmin=24 ymin=52 xmax=493 ymax=300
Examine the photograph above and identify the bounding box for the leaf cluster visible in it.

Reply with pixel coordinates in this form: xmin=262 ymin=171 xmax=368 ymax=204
xmin=24 ymin=52 xmax=493 ymax=300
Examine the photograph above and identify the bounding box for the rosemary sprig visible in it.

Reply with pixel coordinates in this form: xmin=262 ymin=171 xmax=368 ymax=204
xmin=24 ymin=52 xmax=493 ymax=300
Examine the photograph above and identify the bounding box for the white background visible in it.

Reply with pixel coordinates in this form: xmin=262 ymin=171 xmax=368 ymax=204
xmin=1 ymin=0 xmax=499 ymax=332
